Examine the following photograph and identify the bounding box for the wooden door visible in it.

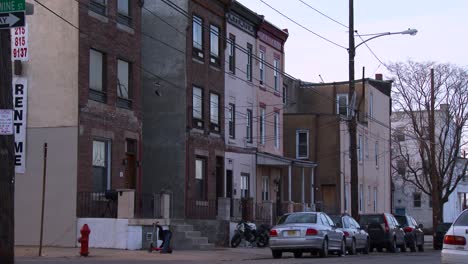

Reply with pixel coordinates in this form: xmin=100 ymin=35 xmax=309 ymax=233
xmin=322 ymin=185 xmax=337 ymax=214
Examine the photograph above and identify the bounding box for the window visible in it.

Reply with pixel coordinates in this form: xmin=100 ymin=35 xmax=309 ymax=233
xmin=89 ymin=49 xmax=106 ymax=102
xmin=210 ymin=93 xmax=220 ymax=132
xmin=413 ymin=192 xmax=422 ymax=208
xmin=246 ymin=109 xmax=253 ymax=143
xmin=274 ymin=59 xmax=280 ymax=91
xmin=260 ymin=107 xmax=265 ymax=144
xmin=359 ymin=183 xmax=363 ymax=211
xmin=296 ymin=130 xmax=309 ymax=159
xmin=228 ymin=103 xmax=235 ymax=138
xmin=90 ymin=0 xmax=106 ymax=15
xmin=228 ymin=35 xmax=235 ymax=73
xmin=368 ymin=185 xmax=371 ymax=206
xmin=262 ymin=176 xmax=269 ymax=201
xmin=246 ymin=43 xmax=252 ymax=81
xmin=259 ymin=51 xmax=265 ymax=84
xmin=374 ymin=187 xmax=377 ymax=212
xmin=274 ymin=112 xmax=280 ymax=149
xmin=192 ymin=15 xmax=203 ymax=59
xmin=337 ymin=94 xmax=348 ymax=117
xmin=397 ymin=160 xmax=406 ymax=176
xmin=209 ymin=25 xmax=219 ymax=65
xmin=92 ymin=140 xmax=110 ymax=192
xmin=195 ymin=157 xmax=206 ymax=200
xmin=117 ymin=0 xmax=131 ymax=26
xmin=117 ymin=59 xmax=132 ymax=108
xmin=192 ymin=86 xmax=203 ymax=127
xmin=375 ymin=141 xmax=379 ymax=167
xmin=369 ymin=92 xmax=374 ymax=117
xmin=283 ymin=86 xmax=287 ymax=105
xmin=365 ymin=137 xmax=369 ymax=158
xmin=358 ymin=135 xmax=363 ymax=162
xmin=395 ymin=127 xmax=405 ymax=142
xmin=240 ymin=173 xmax=250 ymax=198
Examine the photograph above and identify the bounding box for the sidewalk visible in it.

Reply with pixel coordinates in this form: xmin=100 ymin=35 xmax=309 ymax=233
xmin=15 ymin=246 xmax=272 ymax=262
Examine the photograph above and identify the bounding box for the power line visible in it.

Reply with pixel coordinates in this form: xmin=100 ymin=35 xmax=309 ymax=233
xmin=259 ymin=0 xmax=347 ymax=49
xmin=297 ymin=0 xmax=348 ymax=28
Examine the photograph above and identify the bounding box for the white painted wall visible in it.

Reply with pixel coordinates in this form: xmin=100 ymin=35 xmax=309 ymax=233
xmin=77 ymin=218 xmax=142 ymax=250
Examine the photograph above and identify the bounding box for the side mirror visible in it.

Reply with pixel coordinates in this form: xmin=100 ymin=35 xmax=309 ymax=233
xmin=418 ymin=224 xmax=424 ymax=229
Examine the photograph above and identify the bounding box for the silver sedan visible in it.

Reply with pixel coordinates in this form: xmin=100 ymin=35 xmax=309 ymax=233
xmin=269 ymin=212 xmax=346 ymax=258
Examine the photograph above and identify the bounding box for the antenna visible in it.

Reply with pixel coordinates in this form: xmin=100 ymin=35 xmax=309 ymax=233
xmin=319 ymin=74 xmax=325 ymax=83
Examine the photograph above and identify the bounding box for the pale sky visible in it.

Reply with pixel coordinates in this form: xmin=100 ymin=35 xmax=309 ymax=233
xmin=237 ymin=0 xmax=468 ymax=82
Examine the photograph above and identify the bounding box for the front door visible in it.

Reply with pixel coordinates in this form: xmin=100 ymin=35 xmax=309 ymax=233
xmin=226 ymin=170 xmax=233 ymax=198
xmin=322 ymin=185 xmax=337 ymax=214
xmin=125 ymin=139 xmax=137 ymax=189
xmin=216 ymin=156 xmax=224 ymax=198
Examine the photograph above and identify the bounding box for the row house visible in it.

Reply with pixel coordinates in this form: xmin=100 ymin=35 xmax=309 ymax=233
xmin=284 ymin=74 xmax=392 ymax=215
xmin=15 ymin=0 xmax=142 ymax=247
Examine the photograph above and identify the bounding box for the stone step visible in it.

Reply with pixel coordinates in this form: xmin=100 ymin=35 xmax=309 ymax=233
xmin=197 ymin=243 xmax=215 ymax=250
xmin=173 ymin=224 xmax=193 ymax=232
xmin=184 ymin=231 xmax=202 ymax=238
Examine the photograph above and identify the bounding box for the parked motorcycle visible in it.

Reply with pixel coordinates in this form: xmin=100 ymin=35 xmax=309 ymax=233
xmin=230 ymin=220 xmax=270 ymax=248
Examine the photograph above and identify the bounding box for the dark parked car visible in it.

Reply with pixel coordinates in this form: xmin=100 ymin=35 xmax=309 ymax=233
xmin=330 ymin=214 xmax=370 ymax=255
xmin=394 ymin=214 xmax=425 ymax=252
xmin=434 ymin=222 xmax=452 ymax=250
xmin=358 ymin=213 xmax=406 ymax=253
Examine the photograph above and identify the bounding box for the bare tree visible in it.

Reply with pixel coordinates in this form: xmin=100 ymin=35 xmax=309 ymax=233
xmin=389 ymin=60 xmax=468 ymax=228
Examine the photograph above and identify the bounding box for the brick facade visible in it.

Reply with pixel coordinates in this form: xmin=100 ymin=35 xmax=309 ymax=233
xmin=77 ymin=0 xmax=142 ymax=192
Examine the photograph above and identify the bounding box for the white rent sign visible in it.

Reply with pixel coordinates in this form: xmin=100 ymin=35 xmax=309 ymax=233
xmin=13 ymin=77 xmax=27 ymax=173
xmin=11 ymin=24 xmax=28 ymax=61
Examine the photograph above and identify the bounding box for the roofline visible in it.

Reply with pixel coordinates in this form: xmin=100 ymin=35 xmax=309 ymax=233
xmin=301 ymin=78 xmax=393 ymax=87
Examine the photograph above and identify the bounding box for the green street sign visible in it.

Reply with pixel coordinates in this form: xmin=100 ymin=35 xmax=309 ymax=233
xmin=0 ymin=0 xmax=25 ymax=13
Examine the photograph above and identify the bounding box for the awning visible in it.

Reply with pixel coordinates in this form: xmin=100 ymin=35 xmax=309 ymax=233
xmin=256 ymin=152 xmax=317 ymax=168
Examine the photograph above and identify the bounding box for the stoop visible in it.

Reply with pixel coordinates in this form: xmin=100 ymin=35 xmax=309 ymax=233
xmin=171 ymin=223 xmax=215 ymax=250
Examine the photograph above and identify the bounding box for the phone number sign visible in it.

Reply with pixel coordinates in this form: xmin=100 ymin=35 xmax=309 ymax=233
xmin=11 ymin=23 xmax=27 ymax=61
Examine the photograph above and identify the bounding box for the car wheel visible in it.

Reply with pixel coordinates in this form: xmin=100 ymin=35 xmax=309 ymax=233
xmin=388 ymin=238 xmax=397 ymax=253
xmin=319 ymin=238 xmax=329 ymax=258
xmin=418 ymin=243 xmax=424 ymax=252
xmin=230 ymin=233 xmax=242 ymax=248
xmin=338 ymin=239 xmax=346 ymax=257
xmin=362 ymin=239 xmax=370 ymax=255
xmin=293 ymin=251 xmax=303 ymax=258
xmin=400 ymin=239 xmax=407 ymax=252
xmin=272 ymin=250 xmax=282 ymax=259
xmin=349 ymin=239 xmax=357 ymax=255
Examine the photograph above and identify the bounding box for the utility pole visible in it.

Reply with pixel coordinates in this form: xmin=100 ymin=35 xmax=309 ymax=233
xmin=348 ymin=0 xmax=359 ymax=218
xmin=0 ymin=29 xmax=15 ymax=264
xmin=429 ymin=68 xmax=441 ymax=243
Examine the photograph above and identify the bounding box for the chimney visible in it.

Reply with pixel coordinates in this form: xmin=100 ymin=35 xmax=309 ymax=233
xmin=375 ymin=73 xmax=383 ymax=80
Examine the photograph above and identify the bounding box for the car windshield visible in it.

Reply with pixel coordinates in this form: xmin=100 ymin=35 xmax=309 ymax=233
xmin=436 ymin=223 xmax=452 ymax=232
xmin=277 ymin=213 xmax=317 ymax=224
xmin=394 ymin=215 xmax=408 ymax=227
xmin=329 ymin=215 xmax=342 ymax=226
xmin=454 ymin=211 xmax=468 ymax=226
xmin=359 ymin=215 xmax=384 ymax=225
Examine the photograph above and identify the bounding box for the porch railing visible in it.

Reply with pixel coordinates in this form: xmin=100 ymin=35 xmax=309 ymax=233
xmin=134 ymin=192 xmax=164 ymax=219
xmin=186 ymin=199 xmax=217 ymax=219
xmin=77 ymin=191 xmax=118 ymax=218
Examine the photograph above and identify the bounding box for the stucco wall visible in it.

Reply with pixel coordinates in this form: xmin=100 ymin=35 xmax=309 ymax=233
xmin=15 ymin=127 xmax=78 ymax=246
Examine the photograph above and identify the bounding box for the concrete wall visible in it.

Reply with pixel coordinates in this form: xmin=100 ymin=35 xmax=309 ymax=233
xmin=141 ymin=0 xmax=188 ymax=218
xmin=14 ymin=0 xmax=79 ymax=246
xmin=77 ymin=218 xmax=142 ymax=250
xmin=15 ymin=127 xmax=78 ymax=246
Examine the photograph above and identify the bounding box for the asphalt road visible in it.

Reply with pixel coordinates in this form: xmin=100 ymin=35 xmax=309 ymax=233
xmin=16 ymin=248 xmax=442 ymax=264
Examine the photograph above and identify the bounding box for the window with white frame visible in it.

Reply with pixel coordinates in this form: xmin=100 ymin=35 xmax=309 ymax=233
xmin=259 ymin=51 xmax=265 ymax=84
xmin=274 ymin=59 xmax=279 ymax=91
xmin=246 ymin=43 xmax=252 ymax=81
xmin=296 ymin=130 xmax=309 ymax=159
xmin=375 ymin=141 xmax=379 ymax=167
xmin=262 ymin=176 xmax=269 ymax=201
xmin=260 ymin=107 xmax=265 ymax=145
xmin=209 ymin=24 xmax=219 ymax=65
xmin=92 ymin=140 xmax=110 ymax=192
xmin=210 ymin=93 xmax=220 ymax=132
xmin=337 ymin=94 xmax=348 ymax=117
xmin=358 ymin=135 xmax=363 ymax=162
xmin=228 ymin=35 xmax=235 ymax=73
xmin=192 ymin=15 xmax=203 ymax=58
xmin=274 ymin=112 xmax=280 ymax=149
xmin=246 ymin=109 xmax=252 ymax=143
xmin=241 ymin=173 xmax=250 ymax=198
xmin=192 ymin=86 xmax=203 ymax=127
xmin=228 ymin=103 xmax=235 ymax=138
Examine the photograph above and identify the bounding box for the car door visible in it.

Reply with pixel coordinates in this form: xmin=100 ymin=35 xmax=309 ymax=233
xmin=351 ymin=217 xmax=365 ymax=248
xmin=325 ymin=213 xmax=341 ymax=249
xmin=320 ymin=213 xmax=336 ymax=248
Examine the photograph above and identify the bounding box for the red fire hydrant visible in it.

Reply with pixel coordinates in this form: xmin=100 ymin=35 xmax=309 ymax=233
xmin=78 ymin=224 xmax=91 ymax=256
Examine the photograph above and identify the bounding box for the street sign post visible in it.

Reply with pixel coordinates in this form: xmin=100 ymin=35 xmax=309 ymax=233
xmin=0 ymin=0 xmax=25 ymax=29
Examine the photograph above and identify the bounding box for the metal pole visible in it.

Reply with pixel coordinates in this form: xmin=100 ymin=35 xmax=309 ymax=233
xmin=348 ymin=0 xmax=359 ymax=218
xmin=288 ymin=165 xmax=292 ymax=202
xmin=39 ymin=143 xmax=48 ymax=256
xmin=0 ymin=28 xmax=14 ymax=264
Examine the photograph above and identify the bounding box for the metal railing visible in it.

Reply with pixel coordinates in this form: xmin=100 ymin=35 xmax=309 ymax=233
xmin=134 ymin=192 xmax=163 ymax=219
xmin=77 ymin=191 xmax=117 ymax=218
xmin=186 ymin=199 xmax=217 ymax=219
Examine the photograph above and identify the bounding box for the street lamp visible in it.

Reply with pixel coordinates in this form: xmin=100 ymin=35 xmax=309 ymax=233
xmin=348 ymin=0 xmax=417 ymax=219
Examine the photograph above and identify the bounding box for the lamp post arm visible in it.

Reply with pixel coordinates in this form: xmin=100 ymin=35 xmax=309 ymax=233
xmin=355 ymin=32 xmax=393 ymax=49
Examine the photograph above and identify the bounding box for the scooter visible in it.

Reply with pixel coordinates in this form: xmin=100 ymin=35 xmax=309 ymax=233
xmin=148 ymin=222 xmax=162 ymax=252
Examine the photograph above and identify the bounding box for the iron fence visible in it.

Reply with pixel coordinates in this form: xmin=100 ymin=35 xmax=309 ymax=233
xmin=186 ymin=199 xmax=217 ymax=219
xmin=134 ymin=192 xmax=164 ymax=219
xmin=77 ymin=191 xmax=117 ymax=218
